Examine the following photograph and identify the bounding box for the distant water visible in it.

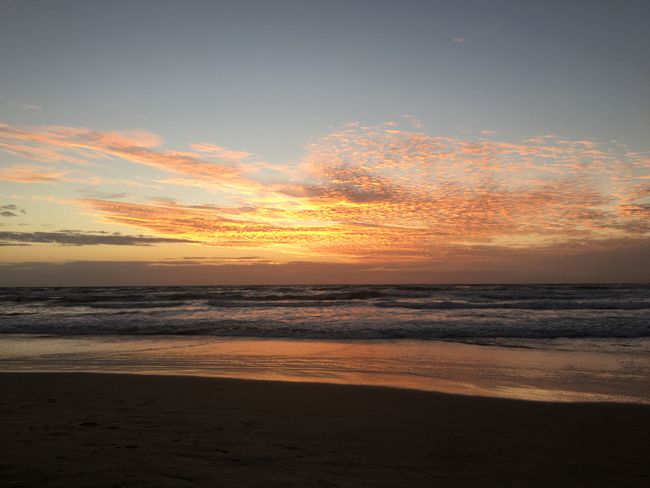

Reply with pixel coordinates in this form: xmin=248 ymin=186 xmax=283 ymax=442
xmin=1 ymin=284 xmax=649 ymax=347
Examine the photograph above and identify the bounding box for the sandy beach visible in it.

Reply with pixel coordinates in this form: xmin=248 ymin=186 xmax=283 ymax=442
xmin=1 ymin=372 xmax=649 ymax=487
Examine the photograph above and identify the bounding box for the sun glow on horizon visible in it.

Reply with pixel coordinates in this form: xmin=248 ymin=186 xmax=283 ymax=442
xmin=1 ymin=119 xmax=649 ymax=283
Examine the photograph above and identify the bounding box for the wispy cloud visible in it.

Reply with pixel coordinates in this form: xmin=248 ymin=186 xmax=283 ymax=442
xmin=190 ymin=143 xmax=252 ymax=161
xmin=0 ymin=164 xmax=68 ymax=183
xmin=0 ymin=230 xmax=197 ymax=246
xmin=0 ymin=121 xmax=258 ymax=189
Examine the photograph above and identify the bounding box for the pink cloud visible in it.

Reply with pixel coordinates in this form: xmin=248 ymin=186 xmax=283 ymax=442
xmin=0 ymin=122 xmax=251 ymax=185
xmin=0 ymin=165 xmax=68 ymax=183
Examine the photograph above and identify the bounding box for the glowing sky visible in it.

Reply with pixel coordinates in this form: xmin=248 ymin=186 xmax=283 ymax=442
xmin=1 ymin=0 xmax=649 ymax=284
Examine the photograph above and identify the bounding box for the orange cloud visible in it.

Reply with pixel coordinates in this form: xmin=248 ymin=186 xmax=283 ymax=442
xmin=0 ymin=122 xmax=252 ymax=186
xmin=4 ymin=121 xmax=649 ymax=263
xmin=0 ymin=164 xmax=68 ymax=183
xmin=190 ymin=143 xmax=252 ymax=161
xmin=90 ymin=124 xmax=649 ymax=260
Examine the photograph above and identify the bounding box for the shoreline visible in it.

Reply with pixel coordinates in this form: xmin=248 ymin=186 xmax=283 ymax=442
xmin=2 ymin=334 xmax=649 ymax=404
xmin=3 ymin=369 xmax=650 ymax=405
xmin=2 ymin=372 xmax=650 ymax=487
xmin=3 ymin=365 xmax=649 ymax=406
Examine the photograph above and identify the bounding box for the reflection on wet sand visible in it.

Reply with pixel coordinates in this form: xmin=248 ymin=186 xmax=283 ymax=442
xmin=1 ymin=335 xmax=648 ymax=403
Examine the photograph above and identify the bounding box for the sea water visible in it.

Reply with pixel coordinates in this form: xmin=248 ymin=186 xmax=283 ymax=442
xmin=1 ymin=284 xmax=649 ymax=403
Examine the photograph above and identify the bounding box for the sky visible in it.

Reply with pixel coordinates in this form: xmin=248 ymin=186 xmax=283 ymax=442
xmin=1 ymin=0 xmax=649 ymax=285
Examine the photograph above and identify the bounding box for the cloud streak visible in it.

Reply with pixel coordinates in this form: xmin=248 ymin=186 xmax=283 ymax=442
xmin=0 ymin=164 xmax=69 ymax=183
xmin=0 ymin=230 xmax=197 ymax=246
xmin=0 ymin=122 xmax=258 ymax=190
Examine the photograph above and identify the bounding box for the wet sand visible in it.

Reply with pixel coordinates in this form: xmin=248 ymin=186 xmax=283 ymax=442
xmin=1 ymin=372 xmax=649 ymax=487
xmin=3 ymin=335 xmax=649 ymax=403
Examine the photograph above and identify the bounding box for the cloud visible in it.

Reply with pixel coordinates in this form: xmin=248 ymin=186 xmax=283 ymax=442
xmin=0 ymin=122 xmax=258 ymax=189
xmin=79 ymin=198 xmax=341 ymax=250
xmin=2 ymin=120 xmax=649 ymax=265
xmin=0 ymin=165 xmax=68 ymax=183
xmin=63 ymin=122 xmax=649 ymax=263
xmin=0 ymin=230 xmax=197 ymax=246
xmin=155 ymin=255 xmax=274 ymax=266
xmin=190 ymin=143 xmax=252 ymax=161
xmin=451 ymin=37 xmax=465 ymax=43
xmin=283 ymin=124 xmax=648 ymax=243
xmin=77 ymin=190 xmax=131 ymax=200
xmin=0 ymin=204 xmax=26 ymax=217
xmin=620 ymin=203 xmax=650 ymax=217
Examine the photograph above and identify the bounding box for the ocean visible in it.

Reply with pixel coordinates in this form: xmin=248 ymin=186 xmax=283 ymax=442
xmin=1 ymin=284 xmax=649 ymax=403
xmin=2 ymin=283 xmax=649 ymax=341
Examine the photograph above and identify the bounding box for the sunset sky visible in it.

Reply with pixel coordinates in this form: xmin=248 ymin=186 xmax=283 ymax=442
xmin=1 ymin=0 xmax=649 ymax=285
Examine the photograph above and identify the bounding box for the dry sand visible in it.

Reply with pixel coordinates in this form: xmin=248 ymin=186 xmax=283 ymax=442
xmin=1 ymin=372 xmax=648 ymax=487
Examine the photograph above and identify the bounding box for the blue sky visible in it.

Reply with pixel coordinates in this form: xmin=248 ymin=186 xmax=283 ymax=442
xmin=2 ymin=0 xmax=648 ymax=159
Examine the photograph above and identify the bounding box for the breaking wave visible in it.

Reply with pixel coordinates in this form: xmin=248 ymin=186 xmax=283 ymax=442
xmin=1 ymin=284 xmax=648 ymax=339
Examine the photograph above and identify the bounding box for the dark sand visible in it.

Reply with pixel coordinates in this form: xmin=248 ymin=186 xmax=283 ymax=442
xmin=1 ymin=373 xmax=648 ymax=487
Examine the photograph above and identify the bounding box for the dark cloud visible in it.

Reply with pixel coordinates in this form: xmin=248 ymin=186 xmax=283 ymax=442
xmin=0 ymin=231 xmax=197 ymax=246
xmin=154 ymin=256 xmax=273 ymax=266
xmin=220 ymin=256 xmax=264 ymax=261
xmin=0 ymin=204 xmax=26 ymax=217
xmin=179 ymin=256 xmax=264 ymax=261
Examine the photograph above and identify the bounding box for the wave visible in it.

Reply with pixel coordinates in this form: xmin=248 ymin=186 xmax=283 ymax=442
xmin=0 ymin=288 xmax=388 ymax=305
xmin=206 ymin=300 xmax=357 ymax=308
xmin=373 ymin=300 xmax=650 ymax=310
xmin=1 ymin=284 xmax=648 ymax=340
xmin=0 ymin=319 xmax=648 ymax=340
